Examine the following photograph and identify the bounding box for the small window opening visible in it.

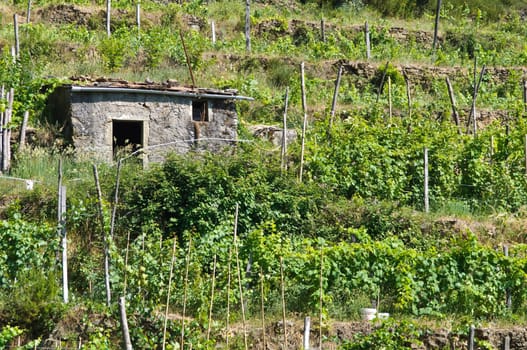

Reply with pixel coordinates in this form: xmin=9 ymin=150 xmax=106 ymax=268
xmin=192 ymin=100 xmax=209 ymax=122
xmin=113 ymin=120 xmax=143 ymax=157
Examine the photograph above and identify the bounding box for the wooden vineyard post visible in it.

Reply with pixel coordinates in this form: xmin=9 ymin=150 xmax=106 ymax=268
xmin=211 ymin=20 xmax=216 ymax=45
xmin=93 ymin=164 xmax=111 ymax=307
xmin=424 ymin=147 xmax=429 ymax=213
xmin=468 ymin=325 xmax=475 ymax=350
xmin=162 ymin=235 xmax=177 ymax=350
xmin=180 ymin=30 xmax=196 ymax=88
xmin=280 ymin=256 xmax=287 ymax=349
xmin=259 ymin=268 xmax=266 ymax=350
xmin=299 ymin=62 xmax=308 ymax=183
xmin=2 ymin=88 xmax=14 ymax=173
xmin=524 ymin=134 xmax=527 ymax=176
xmin=233 ymin=204 xmax=248 ymax=350
xmin=0 ymin=86 xmax=3 ymax=172
xmin=6 ymin=89 xmax=13 ymax=172
xmin=365 ymin=21 xmax=371 ymax=60
xmin=106 ymin=0 xmax=111 ymax=37
xmin=467 ymin=62 xmax=486 ymax=137
xmin=119 ymin=297 xmax=132 ymax=350
xmin=403 ymin=69 xmax=412 ymax=118
xmin=123 ymin=230 xmax=131 ymax=295
xmin=26 ymin=0 xmax=32 ymax=23
xmin=18 ymin=111 xmax=29 ymax=152
xmin=329 ymin=64 xmax=343 ymax=129
xmin=376 ymin=61 xmax=390 ymax=103
xmin=206 ymin=254 xmax=217 ymax=342
xmin=245 ymin=0 xmax=250 ymax=52
xmin=303 ymin=316 xmax=311 ymax=350
xmin=503 ymin=245 xmax=512 ymax=308
xmin=226 ymin=247 xmax=232 ymax=349
xmin=59 ymin=184 xmax=68 ymax=303
xmin=388 ymin=76 xmax=393 ymax=124
xmin=445 ymin=77 xmax=460 ymax=132
xmin=523 ymin=79 xmax=527 ymax=114
xmin=180 ymin=236 xmax=192 ymax=350
xmin=13 ymin=14 xmax=19 ymax=59
xmin=110 ymin=159 xmax=122 ymax=246
xmin=281 ymin=87 xmax=290 ymax=173
xmin=318 ymin=247 xmax=323 ymax=350
xmin=432 ymin=0 xmax=442 ymax=51
xmin=504 ymin=335 xmax=511 ymax=350
xmin=136 ymin=1 xmax=140 ymax=33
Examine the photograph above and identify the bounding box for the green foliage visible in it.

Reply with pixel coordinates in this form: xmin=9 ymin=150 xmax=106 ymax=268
xmin=0 ymin=269 xmax=64 ymax=338
xmin=0 ymin=325 xmax=23 ymax=348
xmin=99 ymin=35 xmax=129 ymax=72
xmin=0 ymin=214 xmax=57 ymax=284
xmin=342 ymin=318 xmax=423 ymax=349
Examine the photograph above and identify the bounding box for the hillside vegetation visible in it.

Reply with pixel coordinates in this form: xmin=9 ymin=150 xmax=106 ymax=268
xmin=1 ymin=0 xmax=527 ymax=348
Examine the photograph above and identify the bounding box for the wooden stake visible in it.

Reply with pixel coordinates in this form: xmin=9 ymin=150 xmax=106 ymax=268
xmin=424 ymin=147 xmax=429 ymax=213
xmin=119 ymin=297 xmax=132 ymax=350
xmin=299 ymin=62 xmax=308 ymax=183
xmin=162 ymin=235 xmax=178 ymax=350
xmin=18 ymin=110 xmax=28 ymax=152
xmin=445 ymin=77 xmax=460 ymax=132
xmin=110 ymin=159 xmax=122 ymax=241
xmin=13 ymin=14 xmax=19 ymax=59
xmin=5 ymin=89 xmax=13 ymax=172
xmin=57 ymin=158 xmax=63 ymax=260
xmin=329 ymin=64 xmax=343 ymax=129
xmin=365 ymin=21 xmax=371 ymax=60
xmin=467 ymin=59 xmax=486 ymax=136
xmin=123 ymin=230 xmax=131 ymax=295
xmin=525 ymin=134 xmax=527 ymax=176
xmin=211 ymin=20 xmax=216 ymax=45
xmin=259 ymin=268 xmax=266 ymax=350
xmin=60 ymin=185 xmax=68 ymax=303
xmin=0 ymin=87 xmax=3 ymax=173
xmin=403 ymin=69 xmax=412 ymax=118
xmin=468 ymin=325 xmax=475 ymax=350
xmin=245 ymin=0 xmax=251 ymax=52
xmin=523 ymin=80 xmax=527 ymax=113
xmin=318 ymin=247 xmax=324 ymax=350
xmin=180 ymin=30 xmax=196 ymax=88
xmin=490 ymin=135 xmax=494 ymax=165
xmin=226 ymin=247 xmax=232 ymax=348
xmin=432 ymin=0 xmax=442 ymax=50
xmin=388 ymin=76 xmax=392 ymax=124
xmin=503 ymin=245 xmax=512 ymax=308
xmin=303 ymin=316 xmax=311 ymax=350
xmin=281 ymin=87 xmax=290 ymax=173
xmin=206 ymin=254 xmax=217 ymax=342
xmin=504 ymin=335 xmax=511 ymax=350
xmin=376 ymin=61 xmax=390 ymax=103
xmin=319 ymin=247 xmax=323 ymax=350
xmin=136 ymin=1 xmax=141 ymax=33
xmin=93 ymin=164 xmax=111 ymax=306
xmin=280 ymin=256 xmax=287 ymax=350
xmin=180 ymin=236 xmax=193 ymax=350
xmin=26 ymin=0 xmax=32 ymax=23
xmin=233 ymin=204 xmax=248 ymax=350
xmin=106 ymin=0 xmax=111 ymax=37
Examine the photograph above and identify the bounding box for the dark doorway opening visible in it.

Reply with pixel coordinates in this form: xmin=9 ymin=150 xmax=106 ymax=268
xmin=113 ymin=120 xmax=143 ymax=157
xmin=192 ymin=100 xmax=209 ymax=122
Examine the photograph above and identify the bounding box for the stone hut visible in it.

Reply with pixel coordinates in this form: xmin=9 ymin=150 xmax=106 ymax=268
xmin=46 ymin=78 xmax=252 ymax=163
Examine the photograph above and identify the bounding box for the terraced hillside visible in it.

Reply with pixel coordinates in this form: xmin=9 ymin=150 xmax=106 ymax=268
xmin=2 ymin=0 xmax=527 ymax=349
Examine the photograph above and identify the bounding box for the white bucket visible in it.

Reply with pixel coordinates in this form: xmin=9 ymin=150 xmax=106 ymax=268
xmin=360 ymin=308 xmax=377 ymax=321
